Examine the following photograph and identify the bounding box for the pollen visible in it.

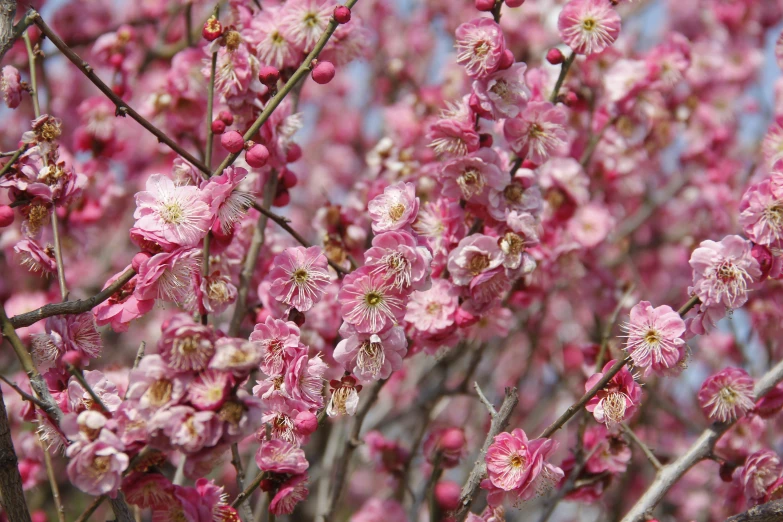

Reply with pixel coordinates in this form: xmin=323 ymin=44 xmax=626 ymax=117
xmin=159 ymin=201 xmax=185 ymax=225
xmin=365 ymin=291 xmax=383 ymax=307
xmin=388 ymin=203 xmax=406 ymax=222
xmin=467 ymin=253 xmax=491 ymax=275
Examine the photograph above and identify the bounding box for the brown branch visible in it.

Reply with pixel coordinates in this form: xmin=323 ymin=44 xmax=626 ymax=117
xmin=453 ymin=387 xmax=519 ymax=521
xmin=621 ymin=422 xmax=662 ymax=470
xmin=74 ymin=495 xmax=106 ymax=522
xmin=0 ymin=0 xmax=17 ymax=64
xmin=321 ymin=379 xmax=388 ymax=522
xmin=108 ymin=493 xmax=135 ymax=522
xmin=727 ymin=499 xmax=783 ymax=522
xmin=0 ymin=374 xmax=48 ymax=410
xmin=0 ymin=382 xmax=32 ymax=522
xmin=29 ymin=10 xmax=211 ymax=176
xmin=9 ymin=267 xmax=136 ymax=329
xmin=39 ymin=436 xmax=65 ymax=522
xmin=231 ymin=472 xmax=268 ymax=509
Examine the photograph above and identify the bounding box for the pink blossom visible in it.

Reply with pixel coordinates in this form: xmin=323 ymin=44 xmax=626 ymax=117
xmin=247 ymin=7 xmax=300 ymax=70
xmin=197 ymin=271 xmax=237 ymax=315
xmin=334 ymin=323 xmax=407 ymax=382
xmin=503 ymin=102 xmax=568 ymax=165
xmin=689 ymin=235 xmax=761 ymax=309
xmin=585 ymin=360 xmax=642 ymax=427
xmin=126 ymin=355 xmax=189 ymax=411
xmin=734 ymin=450 xmax=783 ymax=504
xmin=351 ymin=498 xmax=409 ymax=522
xmin=157 ymin=314 xmax=215 ymax=372
xmin=739 ymin=179 xmax=783 ymax=246
xmin=65 ymin=429 xmax=128 ymax=497
xmin=267 ymin=246 xmax=331 ymax=312
xmin=567 ymin=203 xmax=615 ymax=248
xmin=427 ymin=114 xmax=481 ymax=158
xmin=188 ymin=371 xmax=232 ymax=411
xmin=1 ymin=65 xmax=23 ymax=109
xmin=31 ymin=313 xmax=102 ymax=370
xmin=364 ymin=230 xmax=432 ymax=292
xmin=14 ymin=239 xmax=57 ymax=275
xmin=455 ymin=18 xmax=506 ymax=78
xmin=134 ymin=247 xmax=201 ymax=305
xmin=367 ymin=181 xmax=419 ymax=233
xmin=68 ymin=370 xmax=122 ymax=413
xmin=558 ymin=0 xmax=621 ymax=55
xmin=280 ymin=0 xmax=334 ymax=50
xmin=623 ymin=301 xmax=686 ymax=378
xmin=94 ymin=268 xmax=155 ymax=333
xmin=2 ymin=156 xmax=86 ymax=205
xmin=209 ymin=337 xmax=263 ymax=375
xmin=404 ymin=278 xmax=459 ymax=333
xmin=132 ymin=174 xmax=211 ymax=250
xmin=150 ymin=405 xmax=223 ymax=454
xmin=327 ymin=376 xmax=362 ymax=417
xmin=200 ymin=167 xmax=254 ymax=234
xmin=285 ymin=354 xmax=328 ymax=409
xmin=249 ymin=317 xmax=303 ymax=376
xmin=582 ymin=425 xmax=631 ymax=474
xmin=338 ymin=267 xmax=406 ymax=334
xmin=447 ymin=234 xmax=504 ymax=286
xmin=269 ymin=474 xmax=309 ymax=515
xmin=698 ymin=367 xmax=755 ymax=423
xmin=486 ymin=429 xmax=550 ymax=491
xmin=255 ymin=439 xmax=309 ymax=474
xmin=472 ymin=63 xmax=530 ymax=119
xmin=440 ymin=149 xmax=507 ymax=203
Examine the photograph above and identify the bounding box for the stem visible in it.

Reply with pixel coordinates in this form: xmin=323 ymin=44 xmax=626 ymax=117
xmin=9 ymin=267 xmax=135 ymax=329
xmin=39 ymin=436 xmax=66 ymax=522
xmin=23 ymin=31 xmax=40 ymax=117
xmin=426 ymin=452 xmax=444 ymax=522
xmin=210 ymin=0 xmax=361 ymax=178
xmin=231 ymin=472 xmax=268 ymax=509
xmin=204 ymin=8 xmax=219 ymax=172
xmin=549 ymin=52 xmax=576 ymax=104
xmin=621 ymin=423 xmax=662 ymax=470
xmin=0 ymin=383 xmax=33 ymax=522
xmin=0 ymin=374 xmax=48 ymax=410
xmin=474 ymin=381 xmax=497 ymax=416
xmin=621 ymin=357 xmax=783 ymax=522
xmin=109 ymin=492 xmax=135 ymax=522
xmin=185 ymin=3 xmax=194 ymax=47
xmin=232 ymin=443 xmax=253 ymax=522
xmin=0 ymin=0 xmax=18 ymax=64
xmin=200 ymin=231 xmax=212 ymax=325
xmin=595 ymin=284 xmax=634 ymax=370
xmin=453 ymin=387 xmax=519 ymax=522
xmin=321 ymin=379 xmax=388 ymax=522
xmin=0 ymin=144 xmax=29 ymax=177
xmin=51 ymin=211 xmax=68 ymax=300
xmin=727 ymin=499 xmax=783 ymax=522
xmin=229 ymin=174 xmax=278 ymax=336
xmin=67 ymin=364 xmax=110 ymax=413
xmin=29 ymin=10 xmax=211 ymax=175
xmin=74 ymin=495 xmax=106 ymax=522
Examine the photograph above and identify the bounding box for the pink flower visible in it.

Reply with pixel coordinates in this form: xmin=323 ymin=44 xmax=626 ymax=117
xmin=132 ymin=174 xmax=211 ymax=250
xmin=327 ymin=376 xmax=362 ymax=417
xmin=440 ymin=148 xmax=507 ymax=203
xmin=31 ymin=313 xmax=102 ymax=370
xmin=94 ymin=267 xmax=155 ymax=333
xmin=585 ymin=360 xmax=642 ymax=427
xmin=734 ymin=450 xmax=783 ymax=504
xmin=622 ymin=301 xmax=686 ymax=378
xmin=134 ymin=247 xmax=201 ymax=305
xmin=558 ymin=0 xmax=621 ymax=55
xmin=14 ymin=239 xmax=57 ymax=275
xmin=200 ymin=167 xmax=254 ymax=234
xmin=1 ymin=65 xmax=22 ymax=109
xmin=65 ymin=429 xmax=128 ymax=497
xmin=334 ymin=323 xmax=407 ymax=382
xmin=209 ymin=337 xmax=263 ymax=375
xmin=158 ymin=314 xmax=215 ymax=372
xmin=247 ymin=7 xmax=300 ymax=70
xmin=567 ymin=203 xmax=615 ymax=248
xmin=455 ymin=18 xmax=506 ymax=78
xmin=485 ymin=428 xmax=559 ymax=496
xmin=582 ymin=425 xmax=631 ymax=474
xmin=188 ymin=370 xmax=232 ymax=411
xmin=698 ymin=367 xmax=755 ymax=423
xmin=3 ymin=156 xmax=86 ymax=205
xmin=150 ymin=405 xmax=222 ymax=454
xmin=269 ymin=474 xmax=309 ymax=516
xmin=404 ymin=278 xmax=459 ymax=333
xmin=249 ymin=317 xmax=303 ymax=376
xmin=363 ymin=231 xmax=432 ymax=292
xmin=739 ymin=179 xmax=783 ymax=246
xmin=280 ymin=0 xmax=334 ymax=50
xmin=267 ymin=246 xmax=331 ymax=312
xmin=68 ymin=370 xmax=122 ymax=413
xmin=197 ymin=271 xmax=237 ymax=315
xmin=689 ymin=235 xmax=761 ymax=309
xmin=285 ymin=354 xmax=328 ymax=409
xmin=367 ymin=181 xmax=419 ymax=233
xmin=427 ymin=113 xmax=481 ymax=157
xmin=472 ymin=63 xmax=530 ymax=119
xmin=447 ymin=234 xmax=504 ymax=286
xmin=338 ymin=267 xmax=406 ymax=334
xmin=503 ymin=102 xmax=568 ymax=165
xmin=255 ymin=439 xmax=309 ymax=475
xmin=126 ymin=355 xmax=190 ymax=411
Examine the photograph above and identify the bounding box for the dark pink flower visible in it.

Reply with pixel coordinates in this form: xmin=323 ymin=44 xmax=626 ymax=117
xmin=338 ymin=267 xmax=406 ymax=334
xmin=455 ymin=18 xmax=506 ymax=78
xmin=249 ymin=317 xmax=303 ymax=376
xmin=255 ymin=439 xmax=309 ymax=475
xmin=503 ymin=102 xmax=568 ymax=165
xmin=689 ymin=235 xmax=761 ymax=309
xmin=364 ymin=230 xmax=432 ymax=292
xmin=1 ymin=65 xmax=23 ymax=109
xmin=698 ymin=367 xmax=755 ymax=423
xmin=558 ymin=0 xmax=621 ymax=55
xmin=734 ymin=450 xmax=783 ymax=504
xmin=447 ymin=234 xmax=504 ymax=286
xmin=268 ymin=246 xmax=331 ymax=312
xmin=269 ymin=474 xmax=309 ymax=516
xmin=585 ymin=360 xmax=642 ymax=427
xmin=472 ymin=63 xmax=530 ymax=119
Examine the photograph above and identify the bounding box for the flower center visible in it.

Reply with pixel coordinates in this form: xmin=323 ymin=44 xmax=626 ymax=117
xmin=147 ymin=379 xmax=173 ymax=407
xmin=293 ymin=268 xmax=309 ymax=284
xmin=357 ymin=338 xmax=385 ymax=376
xmin=365 ymin=291 xmax=383 ymax=307
xmin=644 ymin=329 xmax=661 ymax=346
xmin=218 ymin=401 xmax=244 ymax=425
xmin=388 ymin=203 xmax=406 ymax=222
xmin=602 ymin=391 xmax=628 ymax=424
xmin=503 ymin=183 xmax=524 ymax=204
xmin=467 ymin=253 xmax=491 ymax=275
xmin=510 ymin=453 xmax=526 ymax=469
xmin=582 ymin=18 xmax=596 ymax=32
xmin=159 ymin=201 xmax=185 ymax=225
xmin=473 ymin=40 xmax=490 ymax=57
xmin=457 ymin=167 xmax=485 ymax=199
xmin=426 ymin=301 xmax=442 ymax=315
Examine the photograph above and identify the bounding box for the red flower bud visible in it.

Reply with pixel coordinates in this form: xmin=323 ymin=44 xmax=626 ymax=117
xmin=498 ymin=49 xmax=514 ymax=70
xmin=62 ymin=350 xmax=83 ymax=369
xmin=434 ymin=481 xmax=461 ymax=511
xmin=245 ymin=144 xmax=270 ymax=168
xmin=505 ymin=0 xmax=525 ymax=7
xmin=259 ymin=65 xmax=280 ymax=86
xmin=281 ymin=169 xmax=298 ymax=189
xmin=286 ymin=143 xmax=303 ymax=163
xmin=211 ymin=119 xmax=226 ymax=135
xmin=475 ymin=0 xmax=495 ymax=11
xmin=273 ymin=190 xmax=290 ymax=207
xmin=439 ymin=428 xmax=466 ymax=452
xmin=479 ymin=133 xmax=493 ymax=148
xmin=218 ymin=110 xmax=234 ymax=125
xmin=131 ymin=251 xmax=152 ymax=272
xmin=221 ymin=130 xmax=244 ymax=153
xmin=0 ymin=205 xmax=14 ymax=228
xmin=546 ymin=48 xmax=565 ymax=65
xmin=202 ymin=16 xmax=223 ymax=42
xmin=334 ymin=5 xmax=352 ymax=24
xmin=295 ymin=411 xmax=318 ymax=435
xmin=312 ymin=61 xmax=336 ymax=85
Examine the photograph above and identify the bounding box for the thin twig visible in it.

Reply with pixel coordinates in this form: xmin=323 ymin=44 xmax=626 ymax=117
xmin=453 ymin=387 xmax=519 ymax=522
xmin=0 ymin=144 xmax=29 ymax=177
xmin=0 ymin=375 xmax=48 ymax=410
xmin=727 ymin=499 xmax=783 ymax=522
xmin=595 ymin=283 xmax=635 ymax=370
xmin=232 ymin=443 xmax=253 ymax=521
xmin=29 ymin=10 xmax=211 ymax=175
xmin=621 ymin=422 xmax=662 ymax=470
xmin=39 ymin=436 xmax=66 ymax=522
xmin=231 ymin=472 xmax=268 ymax=509
xmin=474 ymin=381 xmax=497 ymax=416
xmin=549 ymin=51 xmax=576 ymax=104
xmin=22 ymin=31 xmax=40 ymax=117
xmin=9 ymin=267 xmax=136 ymax=329
xmin=74 ymin=495 xmax=106 ymax=522
xmin=66 ymin=364 xmax=109 ymax=413
xmin=50 ymin=211 xmax=68 ymax=300
xmin=0 ymin=382 xmax=33 ymax=522
xmin=133 ymin=341 xmax=146 ymax=369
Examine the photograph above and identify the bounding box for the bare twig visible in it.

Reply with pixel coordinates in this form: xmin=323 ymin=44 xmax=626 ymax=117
xmin=474 ymin=381 xmax=497 ymax=416
xmin=322 ymin=379 xmax=388 ymax=522
xmin=0 ymin=382 xmax=33 ymax=522
xmin=621 ymin=422 xmax=662 ymax=470
xmin=549 ymin=52 xmax=576 ymax=104
xmin=51 ymin=211 xmax=68 ymax=300
xmin=232 ymin=443 xmax=253 ymax=521
xmin=22 ymin=31 xmax=39 ymax=117
xmin=67 ymin=364 xmax=109 ymax=413
xmin=453 ymin=387 xmax=519 ymax=522
xmin=596 ymin=283 xmax=635 ymax=370
xmin=0 ymin=375 xmax=47 ymax=410
xmin=0 ymin=0 xmax=18 ymax=63
xmin=231 ymin=472 xmax=268 ymax=509
xmin=9 ymin=267 xmax=136 ymax=328
xmin=39 ymin=436 xmax=66 ymax=522
xmin=29 ymin=10 xmax=211 ymax=175
xmin=74 ymin=495 xmax=106 ymax=522
xmin=109 ymin=492 xmax=135 ymax=522
xmin=0 ymin=144 xmax=29 ymax=177
xmin=621 ymin=358 xmax=783 ymax=522
xmin=133 ymin=341 xmax=146 ymax=369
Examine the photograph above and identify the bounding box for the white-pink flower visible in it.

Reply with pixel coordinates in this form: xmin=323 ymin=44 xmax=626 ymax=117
xmin=447 ymin=234 xmax=504 ymax=286
xmin=268 ymin=246 xmax=331 ymax=312
xmin=689 ymin=235 xmax=761 ymax=309
xmin=338 ymin=267 xmax=406 ymax=334
xmin=367 ymin=181 xmax=420 ymax=233
xmin=623 ymin=301 xmax=686 ymax=378
xmin=503 ymin=102 xmax=568 ymax=165
xmin=558 ymin=0 xmax=621 ymax=56
xmin=455 ymin=18 xmax=506 ymax=78
xmin=334 ymin=322 xmax=407 ymax=382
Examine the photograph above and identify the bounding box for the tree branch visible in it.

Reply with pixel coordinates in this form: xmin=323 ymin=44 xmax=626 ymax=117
xmin=621 ymin=358 xmax=783 ymax=522
xmin=0 ymin=382 xmax=32 ymax=522
xmin=727 ymin=499 xmax=783 ymax=522
xmin=453 ymin=387 xmax=519 ymax=522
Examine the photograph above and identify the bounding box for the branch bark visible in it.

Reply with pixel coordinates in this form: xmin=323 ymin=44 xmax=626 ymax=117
xmin=0 ymin=383 xmax=32 ymax=522
xmin=0 ymin=0 xmax=17 ymax=64
xmin=621 ymin=358 xmax=783 ymax=522
xmin=727 ymin=499 xmax=783 ymax=522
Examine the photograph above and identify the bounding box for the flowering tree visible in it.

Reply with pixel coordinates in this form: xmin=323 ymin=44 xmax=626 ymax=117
xmin=1 ymin=0 xmax=783 ymax=521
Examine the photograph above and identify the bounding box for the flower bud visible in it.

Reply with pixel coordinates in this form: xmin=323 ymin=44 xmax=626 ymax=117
xmin=0 ymin=205 xmax=14 ymax=227
xmin=475 ymin=0 xmax=495 ymax=11
xmin=563 ymin=91 xmax=579 ymax=107
xmin=202 ymin=16 xmax=223 ymax=42
xmin=295 ymin=411 xmax=318 ymax=435
xmin=312 ymin=61 xmax=336 ymax=85
xmin=109 ymin=53 xmax=124 ymax=69
xmin=211 ymin=119 xmax=226 ymax=135
xmin=752 ymin=243 xmax=773 ymax=281
xmin=546 ymin=48 xmax=565 ymax=65
xmin=334 ymin=5 xmax=352 ymax=24
xmin=218 ymin=111 xmax=234 ymax=126
xmin=281 ymin=169 xmax=298 ymax=189
xmin=434 ymin=481 xmax=461 ymax=511
xmin=521 ymin=159 xmax=537 ymax=170
xmin=273 ymin=189 xmax=291 ymax=207
xmin=259 ymin=65 xmax=280 ymax=86
xmin=505 ymin=0 xmax=525 ymax=7
xmin=479 ymin=133 xmax=493 ymax=148
xmin=221 ymin=130 xmax=244 ymax=153
xmin=439 ymin=428 xmax=466 ymax=452
xmin=286 ymin=143 xmax=303 ymax=163
xmin=498 ymin=48 xmax=514 ymax=70
xmin=245 ymin=144 xmax=270 ymax=168
xmin=131 ymin=251 xmax=152 ymax=272
xmin=62 ymin=350 xmax=83 ymax=369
